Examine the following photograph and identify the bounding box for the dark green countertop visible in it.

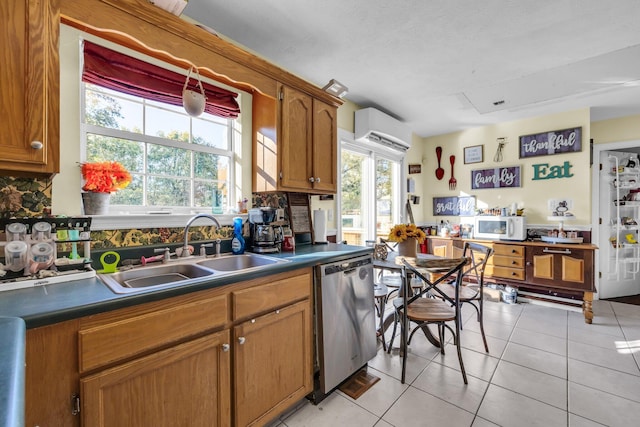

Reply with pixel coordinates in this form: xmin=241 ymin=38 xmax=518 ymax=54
xmin=0 ymin=243 xmax=371 ymax=329
xmin=0 ymin=243 xmax=369 ymax=427
xmin=0 ymin=316 xmax=25 ymax=427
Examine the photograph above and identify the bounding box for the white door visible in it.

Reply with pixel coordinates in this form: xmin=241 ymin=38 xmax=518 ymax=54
xmin=595 ymin=145 xmax=640 ymax=299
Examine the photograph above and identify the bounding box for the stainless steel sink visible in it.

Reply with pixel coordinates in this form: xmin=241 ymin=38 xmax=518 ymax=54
xmin=99 ymin=253 xmax=288 ymax=294
xmin=99 ymin=263 xmax=215 ymax=293
xmin=197 ymin=253 xmax=285 ymax=271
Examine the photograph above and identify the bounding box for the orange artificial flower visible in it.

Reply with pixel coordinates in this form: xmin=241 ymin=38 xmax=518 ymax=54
xmin=81 ymin=161 xmax=131 ymax=193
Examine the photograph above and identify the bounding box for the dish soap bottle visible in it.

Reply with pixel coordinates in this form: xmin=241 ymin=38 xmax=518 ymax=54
xmin=231 ymin=216 xmax=245 ymax=255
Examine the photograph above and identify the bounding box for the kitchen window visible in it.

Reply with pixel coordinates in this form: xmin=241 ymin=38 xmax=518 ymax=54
xmin=340 ymin=136 xmax=404 ymax=245
xmin=79 ymin=40 xmax=242 ymax=215
xmin=82 ymin=83 xmax=238 ymax=214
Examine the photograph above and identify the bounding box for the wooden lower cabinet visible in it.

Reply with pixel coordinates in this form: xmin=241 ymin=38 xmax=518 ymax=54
xmin=81 ymin=331 xmax=231 ymax=427
xmin=24 ymin=269 xmax=313 ymax=427
xmin=234 ymin=300 xmax=312 ymax=427
xmin=488 ymin=244 xmax=525 ymax=281
xmin=526 ymin=245 xmax=593 ymax=291
xmin=427 ymin=238 xmax=453 ymax=258
xmin=25 ymin=319 xmax=80 ymax=427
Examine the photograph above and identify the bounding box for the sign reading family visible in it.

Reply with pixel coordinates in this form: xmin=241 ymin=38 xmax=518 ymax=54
xmin=433 ymin=196 xmax=476 ymax=216
xmin=471 ymin=166 xmax=521 ymax=189
xmin=519 ymin=127 xmax=582 ymax=158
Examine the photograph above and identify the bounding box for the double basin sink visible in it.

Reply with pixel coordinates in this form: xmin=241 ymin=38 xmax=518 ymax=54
xmin=98 ymin=253 xmax=288 ymax=294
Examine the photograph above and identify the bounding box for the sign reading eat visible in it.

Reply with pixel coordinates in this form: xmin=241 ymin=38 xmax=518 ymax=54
xmin=531 ymin=161 xmax=574 ymax=180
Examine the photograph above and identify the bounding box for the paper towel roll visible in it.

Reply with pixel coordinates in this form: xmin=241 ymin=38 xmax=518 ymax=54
xmin=313 ymin=209 xmax=327 ymax=243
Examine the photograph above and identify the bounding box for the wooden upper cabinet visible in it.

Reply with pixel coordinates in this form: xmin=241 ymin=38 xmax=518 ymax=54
xmin=254 ymin=84 xmax=338 ymax=194
xmin=0 ymin=0 xmax=59 ymax=176
xmin=280 ymin=85 xmax=314 ymax=191
xmin=312 ymin=99 xmax=338 ymax=193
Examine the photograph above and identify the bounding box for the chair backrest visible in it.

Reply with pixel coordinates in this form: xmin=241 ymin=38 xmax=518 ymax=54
xmin=401 ymin=257 xmax=468 ymax=307
xmin=461 ymin=242 xmax=493 ymax=288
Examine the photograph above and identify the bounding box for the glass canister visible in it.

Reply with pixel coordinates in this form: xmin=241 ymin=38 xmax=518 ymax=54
xmin=30 ymin=242 xmax=54 ymax=272
xmin=4 ymin=240 xmax=28 ymax=272
xmin=32 ymin=222 xmax=52 ymax=241
xmin=5 ymin=223 xmax=26 ymax=241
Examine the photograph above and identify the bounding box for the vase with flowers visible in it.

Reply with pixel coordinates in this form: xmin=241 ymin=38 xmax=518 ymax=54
xmin=387 ymin=223 xmax=427 ymax=258
xmin=81 ymin=161 xmax=131 ymax=215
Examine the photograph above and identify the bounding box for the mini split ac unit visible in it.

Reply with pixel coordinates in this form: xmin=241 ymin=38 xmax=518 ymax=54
xmin=354 ymin=107 xmax=411 ymax=151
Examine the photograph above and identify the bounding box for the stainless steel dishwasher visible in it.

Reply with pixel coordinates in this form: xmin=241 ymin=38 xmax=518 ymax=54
xmin=314 ymin=254 xmax=377 ymax=398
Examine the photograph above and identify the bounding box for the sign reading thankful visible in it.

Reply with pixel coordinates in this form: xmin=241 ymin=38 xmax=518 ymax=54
xmin=519 ymin=127 xmax=582 ymax=158
xmin=433 ymin=196 xmax=476 ymax=216
xmin=531 ymin=161 xmax=574 ymax=180
xmin=471 ymin=166 xmax=521 ymax=189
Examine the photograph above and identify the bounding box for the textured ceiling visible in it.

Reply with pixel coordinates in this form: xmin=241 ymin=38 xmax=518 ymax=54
xmin=183 ymin=0 xmax=640 ymax=137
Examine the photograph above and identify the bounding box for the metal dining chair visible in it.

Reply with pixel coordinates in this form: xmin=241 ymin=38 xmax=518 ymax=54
xmin=389 ymin=257 xmax=469 ymax=384
xmin=435 ymin=242 xmax=493 ymax=352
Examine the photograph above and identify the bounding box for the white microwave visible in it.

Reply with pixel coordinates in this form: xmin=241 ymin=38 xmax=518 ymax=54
xmin=473 ymin=216 xmax=527 ymax=241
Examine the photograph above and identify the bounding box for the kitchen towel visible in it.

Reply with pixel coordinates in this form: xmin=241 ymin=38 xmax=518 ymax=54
xmin=313 ymin=209 xmax=327 ymax=243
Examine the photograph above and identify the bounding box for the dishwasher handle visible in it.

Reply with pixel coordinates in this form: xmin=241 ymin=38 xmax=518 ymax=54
xmin=321 ymin=256 xmax=372 ymax=277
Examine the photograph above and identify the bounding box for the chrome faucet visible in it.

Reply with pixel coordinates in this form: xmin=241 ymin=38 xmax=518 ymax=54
xmin=181 ymin=214 xmax=222 ymax=258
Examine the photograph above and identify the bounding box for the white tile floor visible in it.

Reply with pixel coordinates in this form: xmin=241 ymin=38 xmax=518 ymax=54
xmin=268 ymin=299 xmax=640 ymax=427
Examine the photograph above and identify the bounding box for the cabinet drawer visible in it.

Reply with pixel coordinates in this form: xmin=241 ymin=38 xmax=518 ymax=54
xmin=493 ymin=244 xmax=524 ymax=257
xmin=487 ymin=265 xmax=525 ymax=280
xmin=233 ymin=271 xmax=311 ymax=320
xmin=493 ymin=254 xmax=525 ymax=268
xmin=79 ymin=293 xmax=227 ymax=373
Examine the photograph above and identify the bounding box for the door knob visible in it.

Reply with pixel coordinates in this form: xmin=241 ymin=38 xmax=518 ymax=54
xmin=238 ymin=336 xmax=246 ymax=345
xmin=31 ymin=140 xmax=43 ymax=150
xmin=222 ymin=343 xmax=230 ymax=352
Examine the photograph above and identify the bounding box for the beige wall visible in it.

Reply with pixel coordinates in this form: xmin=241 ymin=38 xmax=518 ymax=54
xmin=420 ymin=109 xmax=591 ymax=226
xmin=591 ymin=114 xmax=640 ymax=144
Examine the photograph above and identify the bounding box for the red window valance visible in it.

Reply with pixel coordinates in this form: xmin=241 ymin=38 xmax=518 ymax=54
xmin=82 ymin=41 xmax=241 ymax=119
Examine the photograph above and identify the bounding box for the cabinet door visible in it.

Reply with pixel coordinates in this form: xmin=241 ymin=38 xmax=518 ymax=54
xmin=311 ymin=99 xmax=337 ymax=193
xmin=234 ymin=299 xmax=312 ymax=427
xmin=81 ymin=331 xmax=231 ymax=427
xmin=428 ymin=238 xmax=452 ymax=257
xmin=526 ymin=246 xmax=593 ymax=291
xmin=25 ymin=319 xmax=80 ymax=427
xmin=0 ymin=0 xmax=59 ymax=175
xmin=279 ymin=85 xmax=313 ymax=191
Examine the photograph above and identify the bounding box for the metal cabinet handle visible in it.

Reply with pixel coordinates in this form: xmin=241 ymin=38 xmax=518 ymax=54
xmin=222 ymin=343 xmax=230 ymax=352
xmin=31 ymin=140 xmax=43 ymax=150
xmin=309 ymin=177 xmax=315 ymax=183
xmin=542 ymin=248 xmax=572 ymax=254
xmin=238 ymin=336 xmax=246 ymax=345
xmin=315 ymin=177 xmax=321 ymax=183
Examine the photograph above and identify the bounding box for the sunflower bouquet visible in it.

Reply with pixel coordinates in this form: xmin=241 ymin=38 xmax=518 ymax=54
xmin=387 ymin=223 xmax=426 ymax=243
xmin=81 ymin=161 xmax=131 ymax=193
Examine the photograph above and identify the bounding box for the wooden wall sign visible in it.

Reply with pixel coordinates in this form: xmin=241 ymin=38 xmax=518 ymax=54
xmin=287 ymin=193 xmax=312 ymax=237
xmin=471 ymin=166 xmax=521 ymax=189
xmin=519 ymin=127 xmax=582 ymax=158
xmin=433 ymin=196 xmax=476 ymax=216
xmin=531 ymin=161 xmax=574 ymax=180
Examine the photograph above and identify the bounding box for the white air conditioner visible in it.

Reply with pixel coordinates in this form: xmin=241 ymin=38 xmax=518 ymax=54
xmin=354 ymin=107 xmax=411 ymax=151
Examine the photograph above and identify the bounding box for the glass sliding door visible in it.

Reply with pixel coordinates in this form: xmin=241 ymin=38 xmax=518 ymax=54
xmin=340 ymin=149 xmax=370 ymax=245
xmin=375 ymin=157 xmax=400 ymax=242
xmin=340 ymin=139 xmax=404 ymax=245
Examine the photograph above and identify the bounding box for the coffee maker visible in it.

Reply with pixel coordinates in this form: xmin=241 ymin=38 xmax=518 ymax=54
xmin=248 ymin=208 xmax=283 ymax=253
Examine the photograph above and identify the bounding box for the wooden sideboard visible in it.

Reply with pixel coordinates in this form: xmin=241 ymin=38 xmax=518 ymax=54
xmin=426 ymin=236 xmax=597 ymax=323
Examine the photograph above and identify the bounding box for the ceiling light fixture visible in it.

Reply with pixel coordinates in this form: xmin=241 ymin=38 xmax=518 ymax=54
xmin=322 ymin=79 xmax=349 ymax=98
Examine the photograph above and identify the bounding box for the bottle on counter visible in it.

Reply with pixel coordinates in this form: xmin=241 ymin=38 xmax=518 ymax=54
xmin=231 ymin=217 xmax=245 ymax=254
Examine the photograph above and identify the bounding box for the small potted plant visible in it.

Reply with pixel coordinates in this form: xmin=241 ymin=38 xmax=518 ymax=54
xmin=80 ymin=161 xmax=131 ymax=215
xmin=387 ymin=223 xmax=426 ymax=258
